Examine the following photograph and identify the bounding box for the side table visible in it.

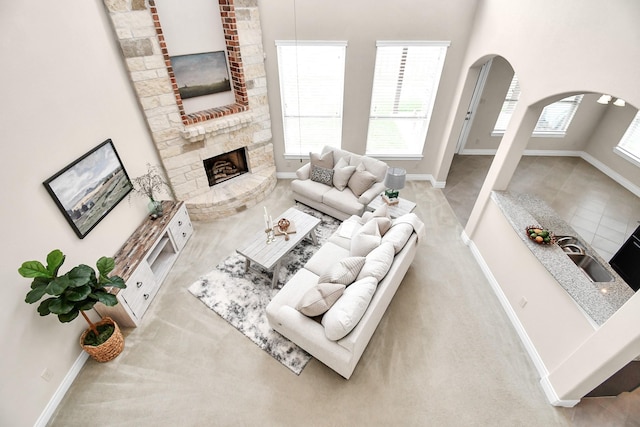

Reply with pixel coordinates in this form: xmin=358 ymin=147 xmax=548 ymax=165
xmin=367 ymin=194 xmax=417 ymax=218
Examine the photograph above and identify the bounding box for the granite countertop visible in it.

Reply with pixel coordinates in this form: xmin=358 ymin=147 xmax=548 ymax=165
xmin=491 ymin=191 xmax=635 ymax=326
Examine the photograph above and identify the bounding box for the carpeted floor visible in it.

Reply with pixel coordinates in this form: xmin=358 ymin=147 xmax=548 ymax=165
xmin=188 ymin=204 xmax=340 ymax=374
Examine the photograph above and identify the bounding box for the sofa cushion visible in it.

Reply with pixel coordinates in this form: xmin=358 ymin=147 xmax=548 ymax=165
xmin=333 ymin=157 xmax=356 ymax=191
xmin=311 ymin=164 xmax=334 ymax=186
xmin=348 ymin=163 xmax=377 ymax=197
xmin=291 ymin=178 xmax=332 ymax=203
xmin=359 ymin=156 xmax=388 ymax=182
xmin=350 ymin=219 xmax=381 ymax=257
xmin=322 ymin=276 xmax=378 ymax=341
xmin=356 ymin=242 xmax=395 ymax=282
xmin=322 ymin=187 xmax=364 ymax=216
xmin=304 ymin=242 xmax=350 ymax=276
xmin=318 ymin=256 xmax=366 ymax=285
xmin=381 ymin=223 xmax=414 ymax=254
xmin=297 ymin=282 xmax=346 ymax=317
xmin=310 ymin=151 xmax=334 ymax=169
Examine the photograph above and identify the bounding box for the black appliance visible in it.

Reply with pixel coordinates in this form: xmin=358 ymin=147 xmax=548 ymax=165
xmin=610 ymin=224 xmax=640 ymax=292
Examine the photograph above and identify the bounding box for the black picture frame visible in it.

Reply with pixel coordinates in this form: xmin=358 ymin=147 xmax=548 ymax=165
xmin=43 ymin=139 xmax=133 ymax=239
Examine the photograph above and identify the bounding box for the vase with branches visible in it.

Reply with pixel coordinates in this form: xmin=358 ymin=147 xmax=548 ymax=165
xmin=130 ymin=163 xmax=171 ymax=218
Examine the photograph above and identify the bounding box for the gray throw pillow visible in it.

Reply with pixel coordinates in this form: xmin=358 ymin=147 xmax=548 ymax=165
xmin=348 ymin=163 xmax=377 ymax=197
xmin=310 ymin=151 xmax=334 ymax=169
xmin=310 ymin=164 xmax=334 ymax=186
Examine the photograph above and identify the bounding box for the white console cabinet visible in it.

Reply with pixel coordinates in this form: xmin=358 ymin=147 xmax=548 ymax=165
xmin=95 ymin=201 xmax=193 ymax=327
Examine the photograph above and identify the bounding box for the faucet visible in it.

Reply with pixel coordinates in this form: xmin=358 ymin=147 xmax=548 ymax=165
xmin=560 ymin=243 xmax=585 ymax=255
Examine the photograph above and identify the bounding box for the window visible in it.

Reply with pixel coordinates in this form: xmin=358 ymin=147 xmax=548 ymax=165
xmin=493 ymin=75 xmax=583 ymax=136
xmin=276 ymin=41 xmax=346 ymax=156
xmin=366 ymin=41 xmax=449 ymax=157
xmin=615 ymin=111 xmax=640 ymax=167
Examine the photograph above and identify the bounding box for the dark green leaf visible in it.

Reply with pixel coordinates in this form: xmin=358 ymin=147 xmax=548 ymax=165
xmin=30 ymin=276 xmax=51 ymax=290
xmin=58 ymin=310 xmax=79 ymax=323
xmin=67 ymin=265 xmax=94 ymax=288
xmin=94 ymin=291 xmax=118 ymax=306
xmin=46 ymin=250 xmax=65 ymax=276
xmin=18 ymin=261 xmax=51 ymax=279
xmin=48 ymin=297 xmax=74 ymax=315
xmin=100 ymin=276 xmax=126 ymax=289
xmin=46 ymin=275 xmax=72 ymax=296
xmin=37 ymin=298 xmax=54 ymax=316
xmin=96 ymin=256 xmax=115 ymax=277
xmin=25 ymin=285 xmax=48 ymax=304
xmin=65 ymin=285 xmax=92 ymax=302
xmin=77 ymin=300 xmax=96 ymax=311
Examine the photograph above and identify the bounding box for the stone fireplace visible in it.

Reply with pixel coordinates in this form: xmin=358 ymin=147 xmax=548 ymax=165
xmin=102 ymin=0 xmax=276 ymax=221
xmin=204 ymin=148 xmax=248 ymax=187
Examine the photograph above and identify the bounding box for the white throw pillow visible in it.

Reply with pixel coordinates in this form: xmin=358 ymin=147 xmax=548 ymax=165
xmin=333 ymin=157 xmax=356 ymax=191
xmin=318 ymin=256 xmax=366 ymax=285
xmin=350 ymin=220 xmax=381 ymax=257
xmin=356 ymin=242 xmax=395 ymax=282
xmin=381 ymin=223 xmax=414 ymax=254
xmin=296 ymin=282 xmax=346 ymax=317
xmin=322 ymin=276 xmax=378 ymax=341
xmin=369 ymin=217 xmax=392 ymax=236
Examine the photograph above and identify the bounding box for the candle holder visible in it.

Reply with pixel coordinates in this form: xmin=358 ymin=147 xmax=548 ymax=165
xmin=265 ymin=228 xmax=275 ymax=244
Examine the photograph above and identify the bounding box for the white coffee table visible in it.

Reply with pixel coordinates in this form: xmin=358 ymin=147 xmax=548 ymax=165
xmin=367 ymin=194 xmax=417 ymax=218
xmin=236 ymin=207 xmax=321 ymax=288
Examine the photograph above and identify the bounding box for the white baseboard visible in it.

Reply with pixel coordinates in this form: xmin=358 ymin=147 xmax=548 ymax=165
xmin=463 ymin=236 xmax=575 ymax=406
xmin=580 ymin=152 xmax=640 ymax=198
xmin=34 ymin=351 xmax=89 ymax=427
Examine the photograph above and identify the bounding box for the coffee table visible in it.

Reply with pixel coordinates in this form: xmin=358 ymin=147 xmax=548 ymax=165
xmin=367 ymin=194 xmax=417 ymax=218
xmin=236 ymin=207 xmax=321 ymax=288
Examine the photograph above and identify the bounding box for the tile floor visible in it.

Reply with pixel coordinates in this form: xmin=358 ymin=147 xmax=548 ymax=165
xmin=443 ymin=155 xmax=640 ymax=261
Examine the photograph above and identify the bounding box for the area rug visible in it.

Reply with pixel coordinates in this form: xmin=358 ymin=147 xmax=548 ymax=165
xmin=188 ymin=204 xmax=341 ymax=374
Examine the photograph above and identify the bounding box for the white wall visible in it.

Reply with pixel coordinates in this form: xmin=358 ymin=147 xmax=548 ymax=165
xmin=258 ymin=0 xmax=479 ymax=178
xmin=0 ymin=1 xmax=163 ymax=425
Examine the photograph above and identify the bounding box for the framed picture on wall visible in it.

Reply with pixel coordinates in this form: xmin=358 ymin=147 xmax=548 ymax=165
xmin=43 ymin=139 xmax=133 ymax=239
xmin=171 ymin=51 xmax=232 ymax=99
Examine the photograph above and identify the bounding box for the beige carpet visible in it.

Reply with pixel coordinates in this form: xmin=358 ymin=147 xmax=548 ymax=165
xmin=48 ymin=180 xmax=627 ymax=426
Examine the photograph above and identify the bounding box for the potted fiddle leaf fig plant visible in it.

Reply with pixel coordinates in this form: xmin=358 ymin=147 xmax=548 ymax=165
xmin=18 ymin=249 xmax=127 ymax=362
xmin=130 ymin=163 xmax=171 ymax=219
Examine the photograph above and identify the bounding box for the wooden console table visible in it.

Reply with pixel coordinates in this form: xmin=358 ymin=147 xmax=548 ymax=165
xmin=95 ymin=201 xmax=193 ymax=327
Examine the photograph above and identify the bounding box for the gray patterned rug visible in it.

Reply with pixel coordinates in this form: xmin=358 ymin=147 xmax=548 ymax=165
xmin=188 ymin=204 xmax=341 ymax=375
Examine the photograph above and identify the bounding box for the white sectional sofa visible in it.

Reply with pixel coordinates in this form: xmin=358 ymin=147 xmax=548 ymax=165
xmin=291 ymin=146 xmax=388 ymax=220
xmin=266 ymin=207 xmax=424 ymax=379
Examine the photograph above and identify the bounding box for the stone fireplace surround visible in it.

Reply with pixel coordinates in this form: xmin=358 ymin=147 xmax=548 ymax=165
xmin=102 ymin=0 xmax=276 ymax=220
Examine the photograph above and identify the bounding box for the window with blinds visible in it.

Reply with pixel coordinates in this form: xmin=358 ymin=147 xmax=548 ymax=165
xmin=365 ymin=41 xmax=449 ymax=157
xmin=276 ymin=41 xmax=346 ymax=156
xmin=493 ymin=75 xmax=583 ymax=136
xmin=615 ymin=111 xmax=640 ymax=166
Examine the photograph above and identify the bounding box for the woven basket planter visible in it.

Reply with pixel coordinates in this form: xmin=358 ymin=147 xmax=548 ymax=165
xmin=80 ymin=317 xmax=124 ymax=362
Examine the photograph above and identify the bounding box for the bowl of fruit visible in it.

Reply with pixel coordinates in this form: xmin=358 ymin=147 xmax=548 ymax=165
xmin=526 ymin=226 xmax=555 ymax=245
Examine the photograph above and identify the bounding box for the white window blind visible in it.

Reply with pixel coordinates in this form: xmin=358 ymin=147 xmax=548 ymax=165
xmin=276 ymin=41 xmax=346 ymax=156
xmin=493 ymin=75 xmax=583 ymax=136
xmin=616 ymin=111 xmax=640 ymax=165
xmin=366 ymin=41 xmax=449 ymax=157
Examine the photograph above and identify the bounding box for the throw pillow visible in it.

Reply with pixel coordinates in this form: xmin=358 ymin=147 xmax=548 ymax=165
xmin=370 ymin=216 xmax=392 ymax=236
xmin=370 ymin=203 xmax=389 ymax=219
xmin=322 ymin=276 xmax=378 ymax=341
xmin=310 ymin=164 xmax=334 ymax=186
xmin=347 ymin=163 xmax=377 ymax=197
xmin=296 ymin=282 xmax=346 ymax=317
xmin=356 ymin=242 xmax=395 ymax=282
xmin=310 ymin=151 xmax=334 ymax=169
xmin=333 ymin=157 xmax=356 ymax=191
xmin=318 ymin=256 xmax=366 ymax=285
xmin=350 ymin=219 xmax=381 ymax=257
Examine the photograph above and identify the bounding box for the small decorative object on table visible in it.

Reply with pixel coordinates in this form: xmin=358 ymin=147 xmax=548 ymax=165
xmin=277 ymin=218 xmax=291 ymax=241
xmin=381 ymin=194 xmax=399 ymax=205
xmin=130 ymin=163 xmax=172 ymax=219
xmin=526 ymin=226 xmax=556 ymax=245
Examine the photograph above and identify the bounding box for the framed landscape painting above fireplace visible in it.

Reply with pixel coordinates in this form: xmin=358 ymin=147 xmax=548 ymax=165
xmin=43 ymin=139 xmax=133 ymax=239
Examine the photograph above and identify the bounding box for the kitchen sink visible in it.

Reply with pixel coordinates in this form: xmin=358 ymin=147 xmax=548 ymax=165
xmin=556 ymin=235 xmax=586 ymax=254
xmin=566 ymin=253 xmax=614 ymax=283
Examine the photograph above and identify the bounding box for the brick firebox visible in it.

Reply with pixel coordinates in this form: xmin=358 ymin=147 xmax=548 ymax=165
xmin=102 ymin=0 xmax=276 ymax=220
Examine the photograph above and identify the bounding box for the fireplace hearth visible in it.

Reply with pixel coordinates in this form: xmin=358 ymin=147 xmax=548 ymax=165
xmin=203 ymin=148 xmax=249 ymax=186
